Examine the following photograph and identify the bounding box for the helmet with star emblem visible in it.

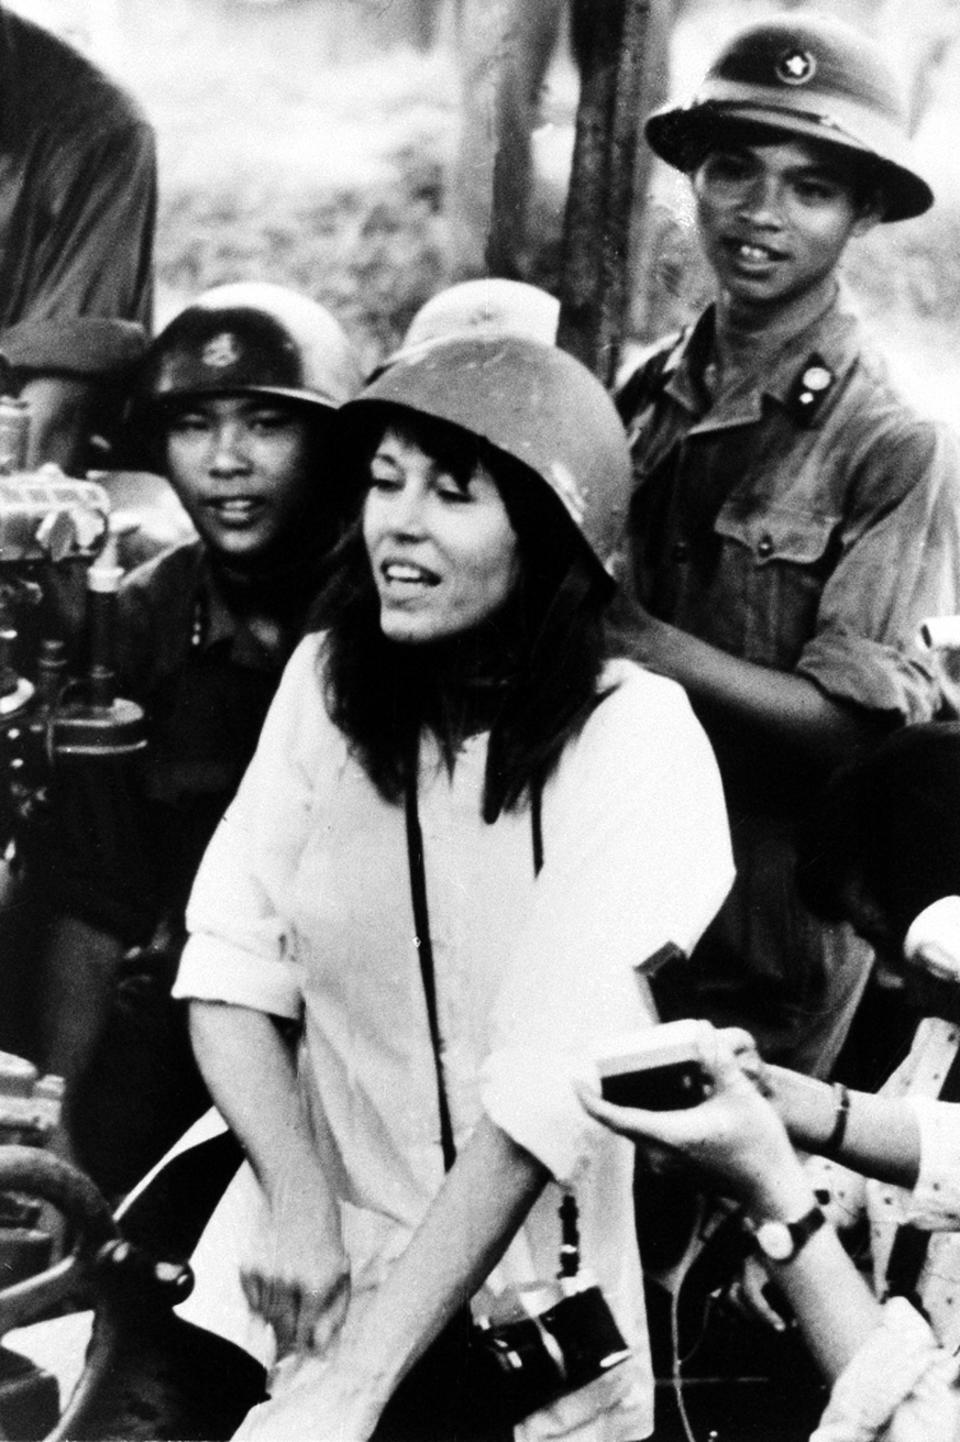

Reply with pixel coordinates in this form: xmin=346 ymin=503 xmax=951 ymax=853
xmin=645 ymin=13 xmax=932 ymax=222
xmin=400 ymin=279 xmax=560 ymax=352
xmin=341 ymin=333 xmax=631 ymax=587
xmin=139 ymin=282 xmax=363 ymax=412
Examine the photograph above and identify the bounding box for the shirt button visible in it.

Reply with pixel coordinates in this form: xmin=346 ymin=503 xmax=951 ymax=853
xmin=672 ymin=539 xmax=689 ymax=561
xmin=757 ymin=534 xmax=774 ymax=559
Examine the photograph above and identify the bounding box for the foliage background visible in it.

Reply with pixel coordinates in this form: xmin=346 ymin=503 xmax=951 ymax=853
xmin=10 ymin=0 xmax=960 ymax=413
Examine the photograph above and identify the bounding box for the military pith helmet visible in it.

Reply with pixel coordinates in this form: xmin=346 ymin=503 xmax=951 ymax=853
xmin=645 ymin=13 xmax=933 ymax=222
xmin=140 ymin=282 xmax=362 ymax=411
xmin=401 ymin=279 xmax=560 ymax=351
xmin=342 ymin=334 xmax=631 ymax=584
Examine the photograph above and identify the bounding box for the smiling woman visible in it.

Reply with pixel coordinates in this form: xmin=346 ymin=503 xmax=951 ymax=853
xmin=168 ymin=331 xmax=734 ymax=1441
xmin=363 ymin=420 xmax=520 ymax=646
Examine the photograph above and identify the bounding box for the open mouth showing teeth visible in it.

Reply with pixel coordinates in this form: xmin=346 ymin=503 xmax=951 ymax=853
xmin=732 ymin=241 xmax=783 ymax=262
xmin=382 ymin=562 xmax=439 ymax=586
xmin=210 ymin=499 xmax=262 ymax=517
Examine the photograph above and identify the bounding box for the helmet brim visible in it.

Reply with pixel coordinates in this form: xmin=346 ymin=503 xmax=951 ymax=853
xmin=340 ymin=335 xmax=631 ymax=586
xmin=645 ymin=100 xmax=933 ymax=222
xmin=147 ymin=384 xmax=342 ymax=412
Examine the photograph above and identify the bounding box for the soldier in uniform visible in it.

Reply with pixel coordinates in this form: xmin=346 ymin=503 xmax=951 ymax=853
xmin=0 ymin=4 xmax=156 ymax=470
xmin=616 ymin=14 xmax=960 ymax=1076
xmin=37 ymin=283 xmax=362 ymax=1195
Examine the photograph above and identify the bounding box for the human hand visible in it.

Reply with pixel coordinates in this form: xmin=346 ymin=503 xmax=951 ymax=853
xmin=716 ymin=1026 xmax=768 ymax=1090
xmin=722 ymin=1252 xmax=792 ymax=1335
xmin=235 ymin=1307 xmax=386 ymax=1442
xmin=577 ymin=1020 xmax=804 ymax=1211
xmin=241 ymin=1204 xmax=350 ymax=1360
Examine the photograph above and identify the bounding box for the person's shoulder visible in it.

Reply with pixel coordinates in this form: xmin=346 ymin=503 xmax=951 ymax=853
xmin=837 ymin=323 xmax=953 ymax=448
xmin=837 ymin=348 xmax=960 ymax=497
xmin=115 ymin=540 xmax=204 ymax=680
xmin=578 ymin=657 xmax=707 ymax=759
xmin=284 ymin=630 xmax=327 ymax=683
xmin=614 ymin=328 xmax=688 ymax=422
xmin=551 ymin=657 xmax=723 ymax=820
xmin=600 ymin=653 xmax=682 ymax=697
xmin=120 ymin=537 xmax=205 ymax=604
xmin=600 ymin=655 xmax=700 ymax=720
xmin=262 ymin=632 xmax=343 ymax=760
xmin=4 ymin=11 xmax=151 ymax=140
xmin=272 ymin=631 xmax=332 ymax=714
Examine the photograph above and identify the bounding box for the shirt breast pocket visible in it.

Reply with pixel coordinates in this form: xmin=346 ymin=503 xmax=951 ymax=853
xmin=713 ymin=504 xmax=840 ymax=667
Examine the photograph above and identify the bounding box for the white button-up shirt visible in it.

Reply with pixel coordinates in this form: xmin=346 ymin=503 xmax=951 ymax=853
xmin=174 ymin=637 xmax=734 ymax=1441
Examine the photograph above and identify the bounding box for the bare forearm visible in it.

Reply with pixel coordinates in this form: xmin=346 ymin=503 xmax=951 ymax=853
xmin=346 ymin=1114 xmax=548 ymax=1411
xmin=579 ymin=1032 xmax=892 ymax=1390
xmin=744 ymin=1148 xmax=887 ymax=1381
xmin=190 ymin=1000 xmax=352 ymax=1357
xmin=768 ymin=1065 xmax=922 ymax=1189
xmin=628 ymin=615 xmax=881 ymax=763
xmin=761 ymin=1226 xmax=886 ymax=1380
xmin=188 ymin=999 xmax=330 ymax=1207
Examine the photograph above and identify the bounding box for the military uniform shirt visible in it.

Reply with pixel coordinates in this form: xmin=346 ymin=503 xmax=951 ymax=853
xmin=0 ymin=7 xmax=155 ymax=379
xmin=43 ymin=539 xmax=316 ymax=945
xmin=618 ymin=295 xmax=960 ymax=1071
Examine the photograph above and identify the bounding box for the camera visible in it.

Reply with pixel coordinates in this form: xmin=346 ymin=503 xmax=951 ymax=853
xmin=470 ymin=1272 xmax=631 ymax=1424
xmin=593 ymin=1019 xmax=708 ymax=1110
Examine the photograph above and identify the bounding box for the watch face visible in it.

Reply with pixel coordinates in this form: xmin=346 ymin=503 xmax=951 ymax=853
xmin=755 ymin=1220 xmax=794 ymax=1261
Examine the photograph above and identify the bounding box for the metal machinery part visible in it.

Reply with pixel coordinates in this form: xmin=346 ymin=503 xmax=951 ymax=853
xmin=0 ymin=462 xmax=147 ymax=855
xmin=0 ymin=410 xmax=159 ymax=1438
xmin=0 ymin=1145 xmax=194 ymax=1442
xmin=0 ymin=406 xmax=260 ymax=1438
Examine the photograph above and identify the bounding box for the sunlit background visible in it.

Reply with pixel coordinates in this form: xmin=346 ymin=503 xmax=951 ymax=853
xmin=8 ymin=0 xmax=960 ymax=415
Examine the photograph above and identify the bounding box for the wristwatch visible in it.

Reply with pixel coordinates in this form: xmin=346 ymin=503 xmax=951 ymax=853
xmin=751 ymin=1203 xmax=826 ymax=1263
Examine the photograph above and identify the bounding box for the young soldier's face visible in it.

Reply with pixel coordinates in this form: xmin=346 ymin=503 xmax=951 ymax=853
xmin=692 ymin=136 xmax=878 ymax=313
xmin=165 ymin=395 xmax=315 ymax=565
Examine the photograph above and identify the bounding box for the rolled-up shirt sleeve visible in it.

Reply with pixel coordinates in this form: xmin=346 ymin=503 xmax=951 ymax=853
xmin=174 ymin=636 xmax=328 ymax=1021
xmin=811 ymin=1297 xmax=960 ymax=1442
xmin=902 ymin=1096 xmax=960 ymax=1230
xmin=0 ymin=118 xmax=156 ymax=376
xmin=797 ymin=420 xmax=960 ymax=723
xmin=482 ymin=665 xmax=734 ymax=1182
xmin=1 ymin=316 xmax=146 ymax=377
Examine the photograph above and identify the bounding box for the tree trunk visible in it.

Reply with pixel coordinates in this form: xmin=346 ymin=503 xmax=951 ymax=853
xmin=556 ymin=0 xmax=654 ymax=385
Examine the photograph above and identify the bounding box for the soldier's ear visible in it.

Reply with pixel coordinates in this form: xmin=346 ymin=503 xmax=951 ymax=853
xmin=851 ymin=189 xmax=885 ymax=236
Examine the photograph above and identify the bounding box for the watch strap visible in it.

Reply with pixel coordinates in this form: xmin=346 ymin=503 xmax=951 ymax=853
xmin=751 ymin=1203 xmax=826 ymax=1263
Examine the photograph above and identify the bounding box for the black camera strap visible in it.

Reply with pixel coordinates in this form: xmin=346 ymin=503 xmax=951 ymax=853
xmin=404 ymin=752 xmax=543 ymax=1175
xmin=404 ymin=762 xmax=457 ymax=1172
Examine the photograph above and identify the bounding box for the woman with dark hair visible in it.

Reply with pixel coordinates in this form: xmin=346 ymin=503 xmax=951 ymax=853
xmin=168 ymin=334 xmax=733 ymax=1440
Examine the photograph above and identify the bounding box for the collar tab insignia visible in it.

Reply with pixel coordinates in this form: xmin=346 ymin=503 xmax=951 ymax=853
xmin=786 ymin=354 xmax=835 ymax=425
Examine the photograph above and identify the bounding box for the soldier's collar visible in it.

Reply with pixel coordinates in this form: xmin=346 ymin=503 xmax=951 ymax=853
xmin=668 ymin=298 xmax=860 ymax=427
xmin=765 ymin=304 xmax=861 ymax=426
xmin=193 ymin=554 xmax=242 ymax=652
xmin=661 ymin=310 xmax=715 ymax=413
